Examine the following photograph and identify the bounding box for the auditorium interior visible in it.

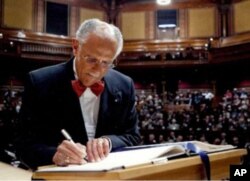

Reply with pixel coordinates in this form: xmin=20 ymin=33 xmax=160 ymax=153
xmin=0 ymin=0 xmax=250 ymax=174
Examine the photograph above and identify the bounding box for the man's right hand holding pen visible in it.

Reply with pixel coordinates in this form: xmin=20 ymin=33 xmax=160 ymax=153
xmin=52 ymin=129 xmax=110 ymax=166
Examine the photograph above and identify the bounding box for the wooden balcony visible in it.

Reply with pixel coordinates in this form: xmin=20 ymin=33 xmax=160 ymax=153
xmin=0 ymin=29 xmax=72 ymax=63
xmin=210 ymin=32 xmax=250 ymax=64
xmin=1 ymin=28 xmax=250 ymax=68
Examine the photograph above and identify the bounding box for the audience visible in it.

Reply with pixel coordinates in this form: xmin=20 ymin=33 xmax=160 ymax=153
xmin=0 ymin=89 xmax=22 ymax=165
xmin=0 ymin=86 xmax=250 ymax=167
xmin=136 ymin=88 xmax=250 ymax=148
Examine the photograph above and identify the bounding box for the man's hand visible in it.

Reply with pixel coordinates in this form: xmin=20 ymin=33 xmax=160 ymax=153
xmin=53 ymin=140 xmax=87 ymax=166
xmin=86 ymin=137 xmax=110 ymax=162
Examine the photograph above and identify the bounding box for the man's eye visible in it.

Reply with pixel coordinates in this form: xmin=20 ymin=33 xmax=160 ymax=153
xmin=86 ymin=57 xmax=97 ymax=63
xmin=101 ymin=61 xmax=109 ymax=65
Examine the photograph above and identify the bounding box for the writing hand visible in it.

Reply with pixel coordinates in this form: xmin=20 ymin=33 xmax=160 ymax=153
xmin=53 ymin=140 xmax=87 ymax=166
xmin=86 ymin=137 xmax=110 ymax=162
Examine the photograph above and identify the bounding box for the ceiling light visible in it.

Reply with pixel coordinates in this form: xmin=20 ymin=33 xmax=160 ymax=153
xmin=158 ymin=24 xmax=176 ymax=28
xmin=156 ymin=0 xmax=171 ymax=5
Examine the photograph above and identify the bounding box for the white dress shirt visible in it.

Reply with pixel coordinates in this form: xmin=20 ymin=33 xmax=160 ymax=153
xmin=73 ymin=59 xmax=100 ymax=140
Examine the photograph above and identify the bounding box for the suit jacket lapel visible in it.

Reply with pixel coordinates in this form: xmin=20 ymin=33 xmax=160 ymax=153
xmin=95 ymin=73 xmax=122 ymax=137
xmin=62 ymin=59 xmax=89 ymax=143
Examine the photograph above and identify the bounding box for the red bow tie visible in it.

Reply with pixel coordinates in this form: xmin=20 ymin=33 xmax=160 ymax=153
xmin=71 ymin=80 xmax=104 ymax=97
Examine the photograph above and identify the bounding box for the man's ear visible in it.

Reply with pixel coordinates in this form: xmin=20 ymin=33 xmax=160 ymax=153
xmin=72 ymin=39 xmax=79 ymax=56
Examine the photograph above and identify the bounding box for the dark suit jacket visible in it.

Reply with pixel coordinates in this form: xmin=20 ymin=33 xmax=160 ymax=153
xmin=15 ymin=58 xmax=141 ymax=169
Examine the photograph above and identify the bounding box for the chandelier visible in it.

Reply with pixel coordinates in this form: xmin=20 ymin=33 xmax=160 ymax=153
xmin=156 ymin=0 xmax=171 ymax=5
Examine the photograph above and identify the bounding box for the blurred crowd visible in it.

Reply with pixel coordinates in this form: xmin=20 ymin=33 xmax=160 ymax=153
xmin=0 ymin=89 xmax=22 ymax=166
xmin=0 ymin=87 xmax=250 ymax=166
xmin=136 ymin=88 xmax=250 ymax=149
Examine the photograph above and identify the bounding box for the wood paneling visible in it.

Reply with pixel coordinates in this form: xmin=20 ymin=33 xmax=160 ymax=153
xmin=234 ymin=0 xmax=250 ymax=33
xmin=3 ymin=0 xmax=33 ymax=30
xmin=188 ymin=7 xmax=216 ymax=38
xmin=121 ymin=12 xmax=146 ymax=40
xmin=69 ymin=6 xmax=80 ymax=37
xmin=45 ymin=0 xmax=102 ymax=10
xmin=179 ymin=9 xmax=188 ymax=38
xmin=0 ymin=0 xmax=3 ymax=27
xmin=79 ymin=8 xmax=104 ymax=25
xmin=145 ymin=11 xmax=155 ymax=39
xmin=36 ymin=0 xmax=45 ymax=32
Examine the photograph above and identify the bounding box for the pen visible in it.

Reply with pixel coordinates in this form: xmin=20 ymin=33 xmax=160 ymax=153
xmin=61 ymin=129 xmax=88 ymax=162
xmin=61 ymin=129 xmax=75 ymax=144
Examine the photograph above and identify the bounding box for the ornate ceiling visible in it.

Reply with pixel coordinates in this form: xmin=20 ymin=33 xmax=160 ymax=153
xmin=79 ymin=0 xmax=242 ymax=11
xmin=90 ymin=0 xmax=241 ymax=6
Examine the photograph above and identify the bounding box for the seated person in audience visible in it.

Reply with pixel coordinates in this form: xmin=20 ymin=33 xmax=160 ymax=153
xmin=15 ymin=19 xmax=141 ymax=170
xmin=147 ymin=133 xmax=157 ymax=144
xmin=158 ymin=134 xmax=166 ymax=143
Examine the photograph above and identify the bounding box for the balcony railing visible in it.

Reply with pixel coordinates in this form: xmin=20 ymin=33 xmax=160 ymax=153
xmin=1 ymin=28 xmax=250 ymax=67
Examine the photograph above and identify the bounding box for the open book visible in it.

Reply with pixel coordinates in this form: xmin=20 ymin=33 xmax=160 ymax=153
xmin=37 ymin=144 xmax=184 ymax=172
xmin=120 ymin=140 xmax=236 ymax=155
xmin=36 ymin=141 xmax=235 ymax=173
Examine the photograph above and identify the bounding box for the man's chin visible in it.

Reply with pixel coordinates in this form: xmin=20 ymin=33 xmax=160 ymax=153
xmin=84 ymin=80 xmax=98 ymax=87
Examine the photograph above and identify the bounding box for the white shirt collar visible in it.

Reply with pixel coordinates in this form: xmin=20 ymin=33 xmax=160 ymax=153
xmin=73 ymin=58 xmax=78 ymax=80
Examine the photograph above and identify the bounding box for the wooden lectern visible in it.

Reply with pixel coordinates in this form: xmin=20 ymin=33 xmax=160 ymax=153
xmin=0 ymin=162 xmax=32 ymax=180
xmin=32 ymin=149 xmax=247 ymax=180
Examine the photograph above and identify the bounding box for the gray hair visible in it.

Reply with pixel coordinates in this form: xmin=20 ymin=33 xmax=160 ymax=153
xmin=76 ymin=18 xmax=123 ymax=60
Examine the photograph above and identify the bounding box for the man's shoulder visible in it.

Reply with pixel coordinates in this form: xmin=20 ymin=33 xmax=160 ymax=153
xmin=105 ymin=69 xmax=135 ymax=94
xmin=106 ymin=69 xmax=132 ymax=83
xmin=30 ymin=62 xmax=68 ymax=79
xmin=30 ymin=62 xmax=66 ymax=76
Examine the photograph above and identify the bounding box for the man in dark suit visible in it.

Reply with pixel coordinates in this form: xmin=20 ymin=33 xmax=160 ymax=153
xmin=15 ymin=19 xmax=141 ymax=170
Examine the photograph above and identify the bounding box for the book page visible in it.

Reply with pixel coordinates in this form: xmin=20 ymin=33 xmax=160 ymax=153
xmin=190 ymin=141 xmax=236 ymax=153
xmin=37 ymin=145 xmax=185 ymax=172
xmin=120 ymin=141 xmax=235 ymax=154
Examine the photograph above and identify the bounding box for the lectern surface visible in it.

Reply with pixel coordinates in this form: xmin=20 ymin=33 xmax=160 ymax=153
xmin=32 ymin=149 xmax=247 ymax=180
xmin=0 ymin=162 xmax=32 ymax=180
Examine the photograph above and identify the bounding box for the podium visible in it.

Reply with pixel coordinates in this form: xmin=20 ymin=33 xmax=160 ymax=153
xmin=0 ymin=162 xmax=32 ymax=180
xmin=32 ymin=149 xmax=247 ymax=180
